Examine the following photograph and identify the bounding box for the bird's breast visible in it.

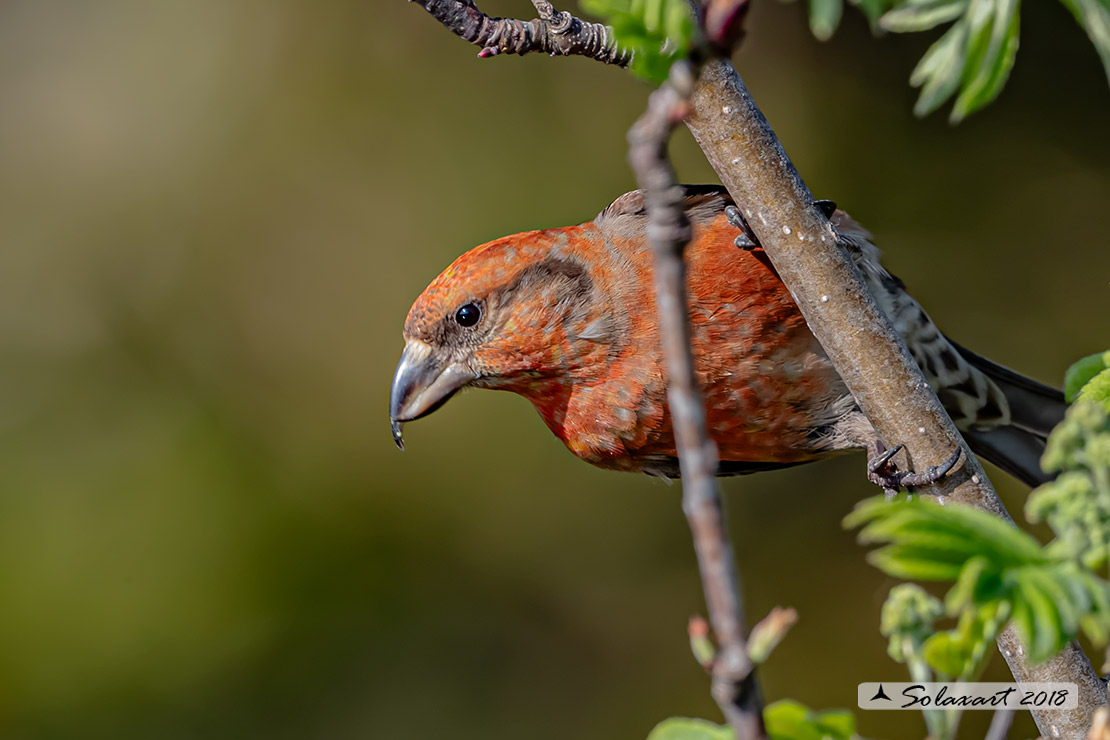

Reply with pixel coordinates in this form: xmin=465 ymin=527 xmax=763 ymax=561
xmin=522 ymin=213 xmax=852 ymax=473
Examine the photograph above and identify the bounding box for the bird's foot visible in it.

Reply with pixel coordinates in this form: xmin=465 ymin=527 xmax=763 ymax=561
xmin=724 ymin=205 xmax=761 ymax=251
xmin=726 ymin=201 xmax=837 ymax=250
xmin=866 ymin=441 xmax=963 ymax=500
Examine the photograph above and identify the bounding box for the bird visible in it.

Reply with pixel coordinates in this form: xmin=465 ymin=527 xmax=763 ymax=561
xmin=389 ymin=185 xmax=1065 ymax=488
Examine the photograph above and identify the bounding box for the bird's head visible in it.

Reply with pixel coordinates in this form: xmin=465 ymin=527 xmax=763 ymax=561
xmin=389 ymin=227 xmax=618 ymax=449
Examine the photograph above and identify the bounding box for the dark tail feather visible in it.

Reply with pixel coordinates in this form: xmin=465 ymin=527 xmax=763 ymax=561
xmin=963 ymin=426 xmax=1056 ymax=488
xmin=950 ymin=340 xmax=1067 ymax=488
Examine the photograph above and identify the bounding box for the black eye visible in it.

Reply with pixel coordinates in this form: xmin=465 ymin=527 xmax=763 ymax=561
xmin=454 ymin=302 xmax=481 ymax=328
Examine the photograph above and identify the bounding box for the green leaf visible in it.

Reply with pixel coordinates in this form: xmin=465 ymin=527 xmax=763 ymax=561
xmin=1065 ymin=351 xmax=1110 ymax=402
xmin=1078 ymin=370 xmax=1110 ymax=410
xmin=849 ymin=494 xmax=1110 ymax=670
xmin=647 ymin=718 xmax=734 ymax=740
xmin=764 ymin=700 xmax=857 ymax=740
xmin=910 ymin=20 xmax=971 ymax=116
xmin=1004 ymin=564 xmax=1110 ymax=663
xmin=922 ymin=628 xmax=971 ymax=677
xmin=1012 ymin=570 xmax=1065 ymax=661
xmin=1079 ymin=568 xmax=1110 ymax=644
xmin=847 ymin=496 xmax=1048 ymax=570
xmin=648 ymin=705 xmax=857 ymax=740
xmin=946 ymin=555 xmax=990 ymax=612
xmin=921 ymin=599 xmax=1006 ymax=679
xmin=869 ymin=545 xmax=968 ymax=581
xmin=882 ymin=0 xmax=968 ymax=32
xmin=811 ymin=710 xmax=857 ymax=739
xmin=809 ymin=0 xmax=845 ymax=39
xmin=579 ymin=0 xmax=694 ymax=84
xmin=950 ymin=0 xmax=1020 ymax=121
xmin=747 ymin=607 xmax=798 ymax=665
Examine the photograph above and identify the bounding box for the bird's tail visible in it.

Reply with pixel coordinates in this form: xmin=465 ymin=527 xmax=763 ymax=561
xmin=952 ymin=341 xmax=1067 ymax=488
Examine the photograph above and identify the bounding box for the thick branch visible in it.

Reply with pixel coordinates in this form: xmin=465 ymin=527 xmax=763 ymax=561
xmin=628 ymin=60 xmax=765 ymax=740
xmin=684 ymin=58 xmax=1107 ymax=740
xmin=413 ymin=0 xmax=631 ymax=65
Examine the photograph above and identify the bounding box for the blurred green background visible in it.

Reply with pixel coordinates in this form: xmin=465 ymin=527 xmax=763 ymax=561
xmin=1 ymin=1 xmax=1107 ymax=738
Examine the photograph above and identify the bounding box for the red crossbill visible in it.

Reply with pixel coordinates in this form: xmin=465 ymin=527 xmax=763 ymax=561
xmin=389 ymin=186 xmax=1064 ymax=487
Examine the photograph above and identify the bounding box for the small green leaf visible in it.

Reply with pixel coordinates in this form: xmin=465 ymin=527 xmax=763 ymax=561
xmin=1078 ymin=370 xmax=1110 ymax=410
xmin=765 ymin=700 xmax=857 ymax=740
xmin=910 ymin=20 xmax=970 ymax=116
xmin=647 ymin=718 xmax=733 ymax=740
xmin=869 ymin=546 xmax=967 ymax=581
xmin=1030 ymin=568 xmax=1079 ymax=636
xmin=1010 ymin=595 xmax=1036 ymax=655
xmin=579 ymin=0 xmax=694 ymax=84
xmin=950 ymin=0 xmax=1020 ymax=121
xmin=647 ymin=706 xmax=857 ymax=740
xmin=748 ymin=607 xmax=798 ymax=664
xmin=847 ymin=496 xmax=1049 ymax=570
xmin=921 ymin=600 xmax=1006 ymax=679
xmin=922 ymin=629 xmax=970 ymax=677
xmin=809 ymin=0 xmax=845 ymax=39
xmin=882 ymin=0 xmax=968 ymax=32
xmin=946 ymin=555 xmax=990 ymax=612
xmin=1065 ymin=351 xmax=1110 ymax=402
xmin=1012 ymin=571 xmax=1065 ymax=661
xmin=811 ymin=710 xmax=856 ymax=739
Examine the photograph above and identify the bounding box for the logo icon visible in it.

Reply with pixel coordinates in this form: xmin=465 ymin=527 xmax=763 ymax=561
xmin=870 ymin=684 xmax=892 ymax=702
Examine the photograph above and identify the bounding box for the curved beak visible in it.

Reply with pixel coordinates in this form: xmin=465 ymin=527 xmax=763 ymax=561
xmin=389 ymin=339 xmax=476 ymax=450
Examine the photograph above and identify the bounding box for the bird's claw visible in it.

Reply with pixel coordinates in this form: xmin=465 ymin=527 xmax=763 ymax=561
xmin=867 ymin=441 xmax=962 ymax=499
xmin=724 ymin=205 xmax=761 ymax=251
xmin=815 ymin=199 xmax=838 ymax=218
xmin=726 ymin=201 xmax=836 ymax=250
xmin=899 ymin=446 xmax=963 ymax=487
xmin=867 ymin=442 xmax=904 ymax=474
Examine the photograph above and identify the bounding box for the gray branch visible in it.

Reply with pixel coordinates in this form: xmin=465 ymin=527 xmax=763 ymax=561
xmin=413 ymin=0 xmax=631 ymax=65
xmin=628 ymin=59 xmax=765 ymax=740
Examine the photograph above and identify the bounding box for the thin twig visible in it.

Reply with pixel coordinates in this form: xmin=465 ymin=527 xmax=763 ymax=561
xmin=986 ymin=708 xmax=1015 ymax=740
xmin=627 ymin=59 xmax=765 ymax=740
xmin=683 ymin=58 xmax=1107 ymax=740
xmin=411 ymin=0 xmax=631 ymax=65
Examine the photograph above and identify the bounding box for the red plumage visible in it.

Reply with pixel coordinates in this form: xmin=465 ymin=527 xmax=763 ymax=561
xmin=390 ymin=187 xmax=1064 ymax=486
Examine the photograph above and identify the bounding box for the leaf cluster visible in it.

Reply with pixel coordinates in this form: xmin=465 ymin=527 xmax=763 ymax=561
xmin=1027 ymin=351 xmax=1110 ymax=570
xmin=582 ymin=0 xmax=1109 ymax=116
xmin=847 ymin=496 xmax=1110 ymax=666
xmin=793 ymin=0 xmax=1110 ymax=121
xmin=579 ymin=0 xmax=695 ymax=83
